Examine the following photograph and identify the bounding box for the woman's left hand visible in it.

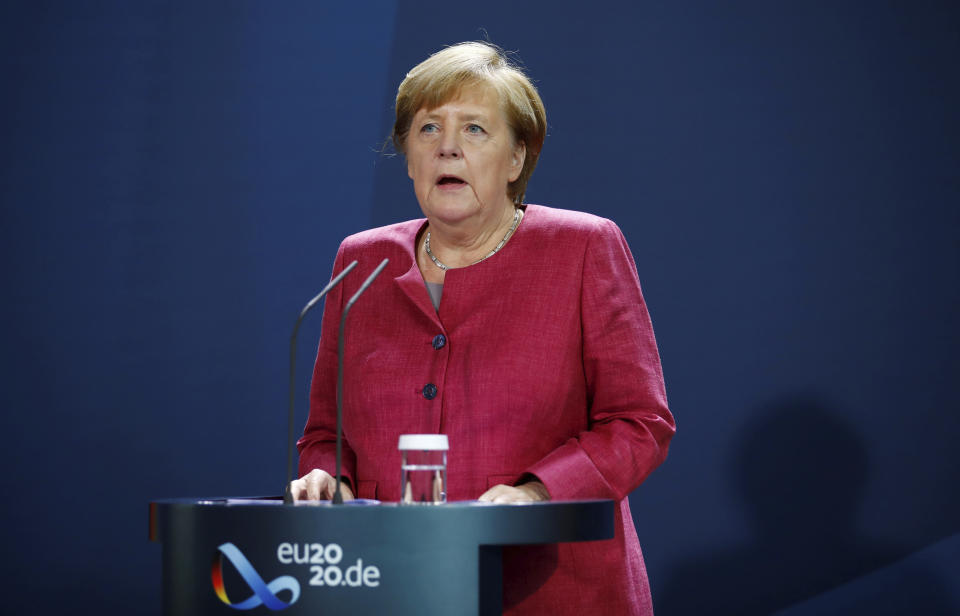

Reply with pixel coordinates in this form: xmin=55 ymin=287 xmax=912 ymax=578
xmin=478 ymin=481 xmax=550 ymax=503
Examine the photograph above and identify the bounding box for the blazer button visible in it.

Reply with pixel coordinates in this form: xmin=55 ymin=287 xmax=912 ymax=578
xmin=432 ymin=334 xmax=446 ymax=350
xmin=422 ymin=383 xmax=438 ymax=400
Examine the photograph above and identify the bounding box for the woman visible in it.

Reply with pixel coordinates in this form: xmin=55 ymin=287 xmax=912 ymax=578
xmin=291 ymin=42 xmax=675 ymax=614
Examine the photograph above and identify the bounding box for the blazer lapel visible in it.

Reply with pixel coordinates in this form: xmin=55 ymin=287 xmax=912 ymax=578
xmin=392 ymin=220 xmax=442 ymax=326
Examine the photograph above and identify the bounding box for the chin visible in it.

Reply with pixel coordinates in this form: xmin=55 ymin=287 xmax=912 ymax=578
xmin=422 ymin=199 xmax=480 ymax=222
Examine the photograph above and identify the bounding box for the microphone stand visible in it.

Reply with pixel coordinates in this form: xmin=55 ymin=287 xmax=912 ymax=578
xmin=333 ymin=258 xmax=389 ymax=504
xmin=283 ymin=260 xmax=358 ymax=504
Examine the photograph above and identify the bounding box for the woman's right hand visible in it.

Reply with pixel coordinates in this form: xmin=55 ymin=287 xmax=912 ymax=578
xmin=288 ymin=468 xmax=355 ymax=502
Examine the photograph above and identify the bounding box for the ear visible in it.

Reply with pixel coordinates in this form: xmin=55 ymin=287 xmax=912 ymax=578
xmin=407 ymin=156 xmax=414 ymax=180
xmin=508 ymin=142 xmax=526 ymax=183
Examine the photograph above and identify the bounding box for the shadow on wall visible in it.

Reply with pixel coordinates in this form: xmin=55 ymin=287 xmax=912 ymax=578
xmin=657 ymin=394 xmax=915 ymax=615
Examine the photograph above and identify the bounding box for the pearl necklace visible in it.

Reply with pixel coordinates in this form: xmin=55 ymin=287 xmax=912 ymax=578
xmin=424 ymin=208 xmax=521 ymax=271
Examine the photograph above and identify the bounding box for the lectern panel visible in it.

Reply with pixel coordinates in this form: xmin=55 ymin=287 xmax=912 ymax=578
xmin=150 ymin=498 xmax=613 ymax=616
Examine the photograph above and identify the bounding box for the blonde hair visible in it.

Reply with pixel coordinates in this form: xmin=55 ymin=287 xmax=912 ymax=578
xmin=393 ymin=42 xmax=547 ymax=204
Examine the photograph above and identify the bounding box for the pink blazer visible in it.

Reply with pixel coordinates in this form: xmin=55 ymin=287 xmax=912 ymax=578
xmin=298 ymin=204 xmax=675 ymax=615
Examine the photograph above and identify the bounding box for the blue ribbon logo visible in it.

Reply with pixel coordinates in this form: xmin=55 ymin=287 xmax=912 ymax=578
xmin=212 ymin=542 xmax=301 ymax=611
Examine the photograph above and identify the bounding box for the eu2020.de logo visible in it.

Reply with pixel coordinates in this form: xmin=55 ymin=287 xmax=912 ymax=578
xmin=212 ymin=543 xmax=300 ymax=611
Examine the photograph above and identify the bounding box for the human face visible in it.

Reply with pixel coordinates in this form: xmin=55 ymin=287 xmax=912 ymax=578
xmin=406 ymin=84 xmax=525 ymax=228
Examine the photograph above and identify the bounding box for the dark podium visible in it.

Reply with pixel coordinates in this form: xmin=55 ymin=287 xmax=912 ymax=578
xmin=149 ymin=497 xmax=613 ymax=615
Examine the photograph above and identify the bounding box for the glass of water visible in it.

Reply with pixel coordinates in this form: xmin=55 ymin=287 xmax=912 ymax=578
xmin=398 ymin=434 xmax=448 ymax=504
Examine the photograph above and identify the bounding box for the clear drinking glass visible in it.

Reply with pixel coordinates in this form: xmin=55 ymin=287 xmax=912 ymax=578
xmin=398 ymin=434 xmax=448 ymax=505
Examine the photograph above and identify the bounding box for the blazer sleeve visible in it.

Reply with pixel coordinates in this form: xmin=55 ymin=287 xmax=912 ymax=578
xmin=524 ymin=218 xmax=675 ymax=501
xmin=296 ymin=242 xmax=358 ymax=487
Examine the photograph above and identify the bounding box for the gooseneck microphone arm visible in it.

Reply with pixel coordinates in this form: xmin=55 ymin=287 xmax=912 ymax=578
xmin=333 ymin=258 xmax=390 ymax=505
xmin=283 ymin=259 xmax=358 ymax=504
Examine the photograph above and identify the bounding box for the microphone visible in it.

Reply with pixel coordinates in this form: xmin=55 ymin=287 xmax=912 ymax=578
xmin=333 ymin=258 xmax=390 ymax=504
xmin=283 ymin=260 xmax=358 ymax=504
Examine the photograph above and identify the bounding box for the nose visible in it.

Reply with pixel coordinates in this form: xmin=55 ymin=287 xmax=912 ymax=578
xmin=437 ymin=131 xmax=461 ymax=159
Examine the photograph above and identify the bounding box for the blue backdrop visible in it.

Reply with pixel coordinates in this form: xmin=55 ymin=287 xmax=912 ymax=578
xmin=2 ymin=2 xmax=957 ymax=614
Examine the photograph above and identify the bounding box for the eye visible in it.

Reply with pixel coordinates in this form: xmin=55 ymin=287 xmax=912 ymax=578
xmin=420 ymin=123 xmax=439 ymax=134
xmin=466 ymin=124 xmax=486 ymax=135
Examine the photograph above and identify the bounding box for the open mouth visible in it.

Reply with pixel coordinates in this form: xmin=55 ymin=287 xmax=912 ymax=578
xmin=436 ymin=175 xmax=466 ymax=186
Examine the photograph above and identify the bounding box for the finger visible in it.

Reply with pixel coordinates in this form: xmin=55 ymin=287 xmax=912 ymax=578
xmin=318 ymin=476 xmax=334 ymax=500
xmin=288 ymin=479 xmax=305 ymax=503
xmin=326 ymin=478 xmax=353 ymax=501
xmin=479 ymin=484 xmax=506 ymax=502
xmin=492 ymin=489 xmax=520 ymax=504
xmin=306 ymin=474 xmax=325 ymax=501
xmin=493 ymin=487 xmax=535 ymax=504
